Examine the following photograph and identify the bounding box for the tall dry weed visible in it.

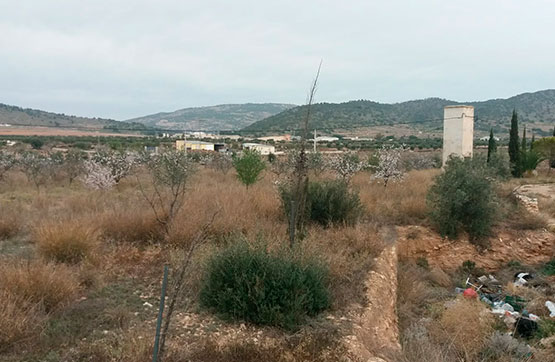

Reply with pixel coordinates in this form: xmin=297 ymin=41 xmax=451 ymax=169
xmin=0 ymin=290 xmax=45 ymax=352
xmin=33 ymin=219 xmax=99 ymax=263
xmin=356 ymin=170 xmax=436 ymax=225
xmin=430 ymin=297 xmax=494 ymax=360
xmin=0 ymin=259 xmax=79 ymax=313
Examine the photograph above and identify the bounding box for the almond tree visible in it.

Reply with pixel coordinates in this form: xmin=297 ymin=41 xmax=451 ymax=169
xmin=328 ymin=152 xmax=363 ymax=183
xmin=81 ymin=160 xmax=116 ymax=190
xmin=19 ymin=152 xmax=53 ymax=190
xmin=91 ymin=150 xmax=135 ymax=183
xmin=371 ymin=144 xmax=404 ymax=187
xmin=0 ymin=152 xmax=16 ymax=181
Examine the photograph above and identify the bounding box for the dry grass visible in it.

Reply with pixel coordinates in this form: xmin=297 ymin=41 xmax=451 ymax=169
xmin=430 ymin=297 xmax=494 ymax=360
xmin=99 ymin=207 xmax=165 ymax=244
xmin=0 ymin=290 xmax=45 ymax=352
xmin=33 ymin=219 xmax=100 ymax=264
xmin=303 ymin=224 xmax=384 ymax=308
xmin=0 ymin=259 xmax=80 ymax=313
xmin=510 ymin=209 xmax=549 ymax=230
xmin=0 ymin=204 xmax=23 ymax=240
xmin=355 ymin=169 xmax=437 ymax=225
xmin=539 ymin=197 xmax=555 ymax=218
xmin=169 ymin=170 xmax=284 ymax=245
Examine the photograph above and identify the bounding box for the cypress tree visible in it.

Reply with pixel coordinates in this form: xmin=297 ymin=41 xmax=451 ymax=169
xmin=508 ymin=110 xmax=521 ymax=177
xmin=487 ymin=128 xmax=497 ymax=163
xmin=521 ymin=125 xmax=527 ymax=151
xmin=530 ymin=133 xmax=535 ymax=150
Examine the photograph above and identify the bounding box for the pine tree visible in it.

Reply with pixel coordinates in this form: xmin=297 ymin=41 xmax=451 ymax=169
xmin=487 ymin=128 xmax=497 ymax=163
xmin=508 ymin=109 xmax=521 ymax=177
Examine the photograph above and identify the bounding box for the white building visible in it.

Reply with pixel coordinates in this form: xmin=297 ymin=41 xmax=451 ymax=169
xmin=442 ymin=105 xmax=474 ymax=166
xmin=242 ymin=143 xmax=275 ymax=155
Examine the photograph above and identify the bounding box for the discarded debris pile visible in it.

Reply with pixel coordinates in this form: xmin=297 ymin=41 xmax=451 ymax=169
xmin=455 ymin=270 xmax=555 ymax=352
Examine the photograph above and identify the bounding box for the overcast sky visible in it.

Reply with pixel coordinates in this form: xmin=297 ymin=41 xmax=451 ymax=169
xmin=1 ymin=0 xmax=554 ymax=120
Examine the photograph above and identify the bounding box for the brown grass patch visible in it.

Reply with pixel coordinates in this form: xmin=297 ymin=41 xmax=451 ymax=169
xmin=0 ymin=259 xmax=79 ymax=313
xmin=355 ymin=170 xmax=437 ymax=225
xmin=169 ymin=170 xmax=283 ymax=246
xmin=430 ymin=297 xmax=494 ymax=360
xmin=99 ymin=207 xmax=165 ymax=244
xmin=33 ymin=219 xmax=99 ymax=263
xmin=510 ymin=210 xmax=549 ymax=230
xmin=0 ymin=290 xmax=45 ymax=352
xmin=0 ymin=204 xmax=23 ymax=239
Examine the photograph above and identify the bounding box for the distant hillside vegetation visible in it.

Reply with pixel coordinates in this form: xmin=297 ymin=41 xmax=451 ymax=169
xmin=126 ymin=103 xmax=295 ymax=131
xmin=243 ymin=90 xmax=555 ymax=135
xmin=0 ymin=103 xmax=146 ymax=131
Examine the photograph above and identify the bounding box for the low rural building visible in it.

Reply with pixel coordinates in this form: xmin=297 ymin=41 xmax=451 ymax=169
xmin=242 ymin=143 xmax=275 ymax=155
xmin=176 ymin=140 xmax=215 ymax=151
xmin=257 ymin=134 xmax=291 ymax=142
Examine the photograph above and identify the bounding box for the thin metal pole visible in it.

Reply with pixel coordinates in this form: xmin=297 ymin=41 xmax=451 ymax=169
xmin=152 ymin=265 xmax=169 ymax=362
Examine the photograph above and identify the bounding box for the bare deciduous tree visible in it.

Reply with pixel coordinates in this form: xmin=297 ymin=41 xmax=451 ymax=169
xmin=288 ymin=61 xmax=321 ymax=247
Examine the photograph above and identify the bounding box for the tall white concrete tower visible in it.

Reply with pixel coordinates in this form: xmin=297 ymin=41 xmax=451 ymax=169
xmin=442 ymin=105 xmax=474 ymax=166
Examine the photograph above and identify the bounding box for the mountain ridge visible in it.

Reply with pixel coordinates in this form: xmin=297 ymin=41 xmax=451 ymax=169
xmin=243 ymin=89 xmax=555 ymax=135
xmin=0 ymin=103 xmax=146 ymax=131
xmin=125 ymin=103 xmax=295 ymax=131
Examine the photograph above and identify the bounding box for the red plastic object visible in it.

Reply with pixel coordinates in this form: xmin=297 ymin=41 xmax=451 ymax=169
xmin=463 ymin=288 xmax=478 ymax=299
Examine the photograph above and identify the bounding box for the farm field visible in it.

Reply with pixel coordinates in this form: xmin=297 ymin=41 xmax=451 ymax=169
xmin=0 ymin=144 xmax=554 ymax=362
xmin=0 ymin=126 xmax=145 ymax=138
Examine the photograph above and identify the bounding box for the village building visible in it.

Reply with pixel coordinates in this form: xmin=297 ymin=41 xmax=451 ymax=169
xmin=242 ymin=143 xmax=275 ymax=155
xmin=176 ymin=140 xmax=215 ymax=151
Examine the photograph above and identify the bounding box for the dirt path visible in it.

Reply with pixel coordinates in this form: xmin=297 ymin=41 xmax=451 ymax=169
xmin=344 ymin=226 xmax=401 ymax=362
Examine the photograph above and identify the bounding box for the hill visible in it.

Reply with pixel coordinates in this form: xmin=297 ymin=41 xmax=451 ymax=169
xmin=243 ymin=90 xmax=555 ymax=136
xmin=126 ymin=103 xmax=295 ymax=131
xmin=0 ymin=103 xmax=146 ymax=131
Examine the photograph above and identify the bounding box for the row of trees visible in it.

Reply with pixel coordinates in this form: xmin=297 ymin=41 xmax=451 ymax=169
xmin=488 ymin=110 xmax=554 ymax=177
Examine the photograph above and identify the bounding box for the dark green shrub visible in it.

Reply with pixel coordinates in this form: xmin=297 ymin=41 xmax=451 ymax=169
xmin=199 ymin=242 xmax=330 ymax=329
xmin=427 ymin=157 xmax=498 ymax=244
xmin=416 ymin=257 xmax=429 ymax=270
xmin=542 ymin=259 xmax=555 ymax=276
xmin=29 ymin=137 xmax=44 ymax=150
xmin=280 ymin=180 xmax=363 ymax=227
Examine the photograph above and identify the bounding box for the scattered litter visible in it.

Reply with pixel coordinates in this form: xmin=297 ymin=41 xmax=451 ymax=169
xmin=546 ymin=301 xmax=555 ymax=317
xmin=527 ymin=313 xmax=540 ymax=321
xmin=143 ymin=301 xmax=153 ymax=308
xmin=455 ymin=287 xmax=465 ymax=294
xmin=463 ymin=288 xmax=478 ymax=299
xmin=478 ymin=275 xmax=488 ymax=283
xmin=515 ymin=317 xmax=538 ymax=339
xmin=503 ymin=314 xmax=517 ymax=329
xmin=505 ymin=295 xmax=526 ymax=312
xmin=500 ymin=303 xmax=515 ymax=313
xmin=513 ymin=272 xmax=533 ymax=287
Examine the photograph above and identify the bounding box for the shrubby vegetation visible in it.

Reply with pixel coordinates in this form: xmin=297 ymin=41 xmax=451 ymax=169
xmin=280 ymin=179 xmax=363 ymax=227
xmin=233 ymin=149 xmax=266 ymax=189
xmin=199 ymin=241 xmax=330 ymax=329
xmin=427 ymin=156 xmax=498 ymax=243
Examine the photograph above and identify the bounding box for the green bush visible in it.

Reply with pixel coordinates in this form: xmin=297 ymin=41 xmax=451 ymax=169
xmin=427 ymin=157 xmax=498 ymax=244
xmin=233 ymin=149 xmax=266 ymax=189
xmin=199 ymin=242 xmax=330 ymax=329
xmin=542 ymin=259 xmax=555 ymax=276
xmin=280 ymin=180 xmax=363 ymax=227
